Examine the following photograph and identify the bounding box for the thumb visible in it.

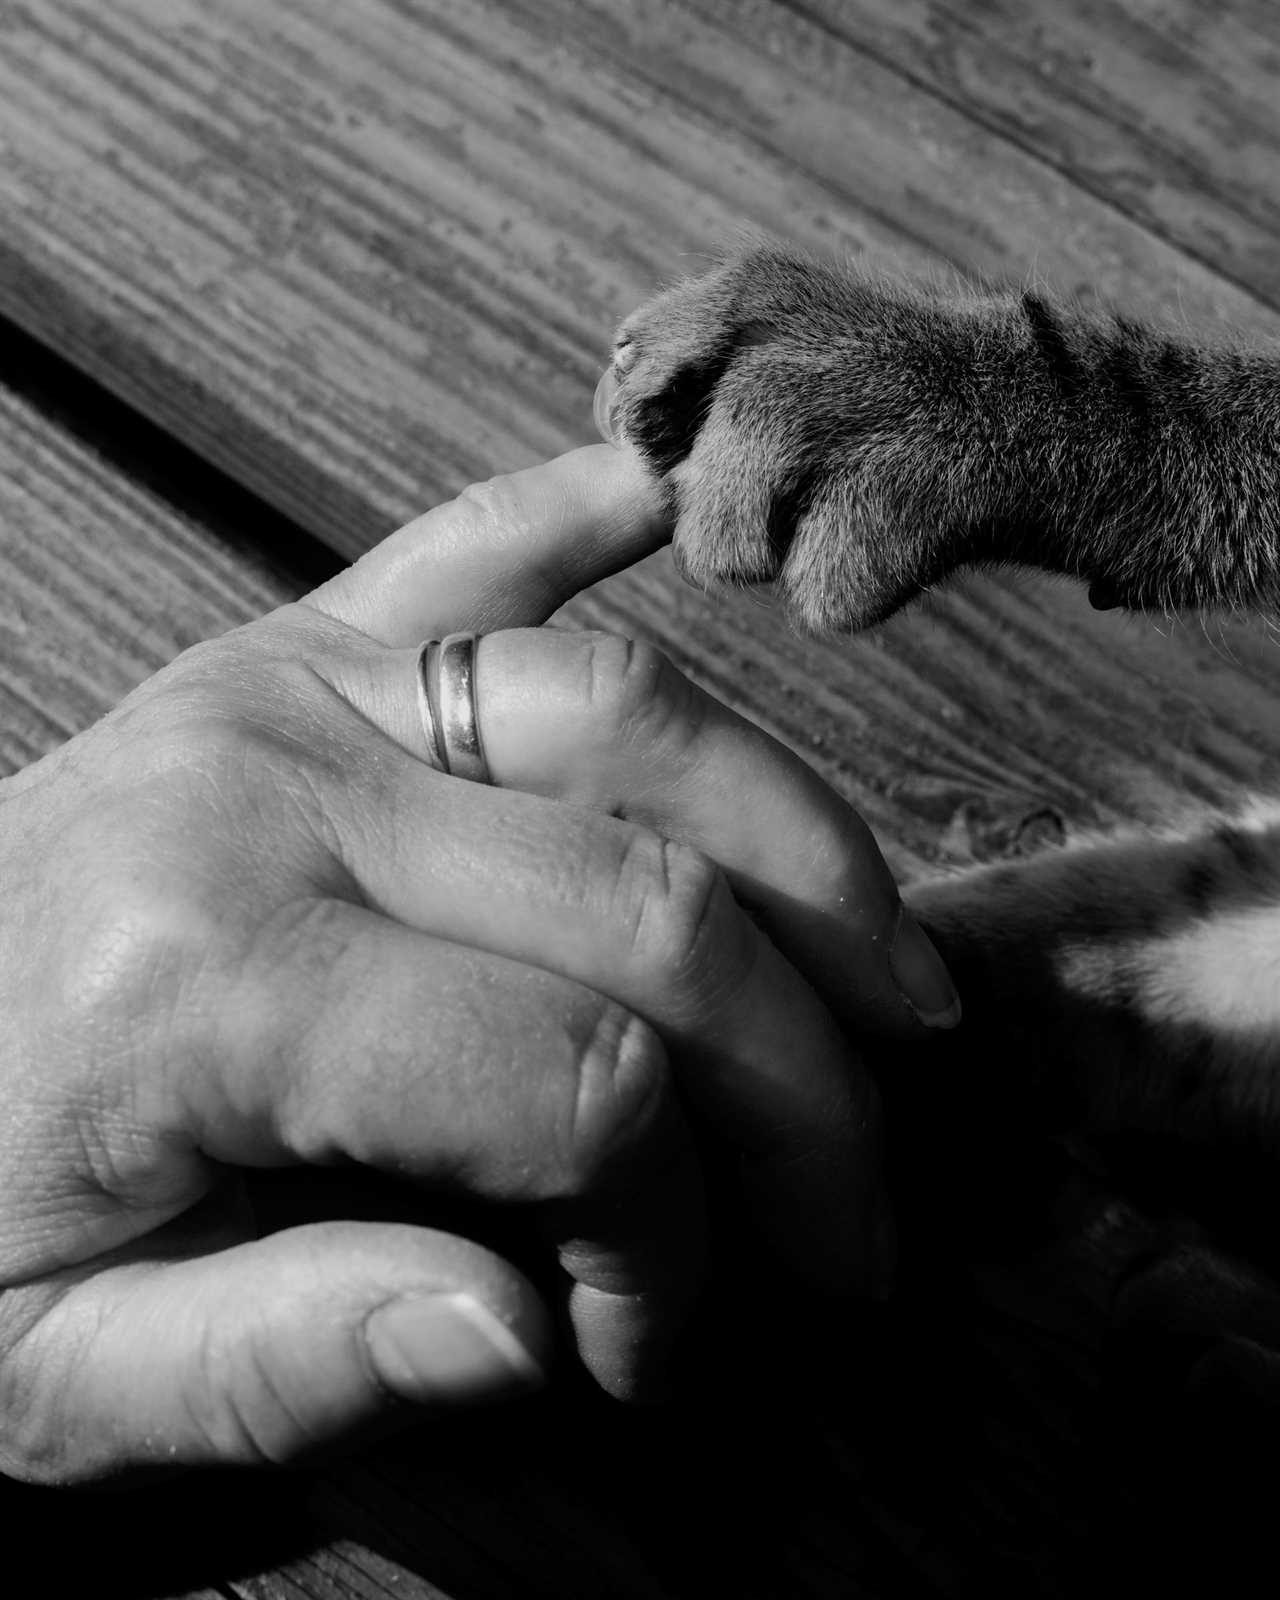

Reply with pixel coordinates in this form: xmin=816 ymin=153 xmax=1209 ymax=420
xmin=2 ymin=1221 xmax=552 ymax=1483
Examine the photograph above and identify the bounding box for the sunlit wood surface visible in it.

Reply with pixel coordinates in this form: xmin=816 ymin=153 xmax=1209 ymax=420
xmin=2 ymin=2 xmax=1279 ymax=1594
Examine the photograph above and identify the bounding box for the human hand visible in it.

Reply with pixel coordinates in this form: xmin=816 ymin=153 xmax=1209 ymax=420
xmin=0 ymin=444 xmax=957 ymax=1482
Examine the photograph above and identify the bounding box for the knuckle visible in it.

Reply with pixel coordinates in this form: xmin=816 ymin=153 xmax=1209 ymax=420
xmin=44 ymin=876 xmax=215 ymax=1183
xmin=58 ymin=870 xmax=206 ymax=1041
xmin=579 ymin=632 xmax=703 ymax=758
xmin=614 ymin=831 xmax=746 ymax=1002
xmin=45 ymin=865 xmax=229 ymax=1153
xmin=181 ymin=1316 xmax=313 ymax=1467
xmin=564 ymin=1002 xmax=670 ymax=1193
xmin=455 ymin=476 xmax=563 ymax=613
xmin=456 ymin=472 xmax=531 ymax=537
xmin=248 ymin=897 xmax=368 ymax=1160
xmin=113 ymin=628 xmax=353 ymax=807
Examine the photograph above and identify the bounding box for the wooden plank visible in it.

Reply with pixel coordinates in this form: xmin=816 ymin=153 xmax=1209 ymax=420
xmin=0 ymin=335 xmax=320 ymax=773
xmin=4 ymin=0 xmax=1279 ymax=878
xmin=785 ymin=0 xmax=1280 ymax=311
xmin=4 ymin=338 xmax=1279 ymax=885
xmin=0 ymin=0 xmax=1275 ymax=581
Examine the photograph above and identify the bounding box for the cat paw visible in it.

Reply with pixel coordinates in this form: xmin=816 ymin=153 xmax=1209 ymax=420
xmin=601 ymin=244 xmax=981 ymax=632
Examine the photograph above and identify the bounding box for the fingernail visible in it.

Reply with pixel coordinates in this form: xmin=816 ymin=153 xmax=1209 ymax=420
xmin=363 ymin=1292 xmax=546 ymax=1403
xmin=593 ymin=367 xmax=624 ymax=447
xmin=889 ymin=911 xmax=962 ymax=1029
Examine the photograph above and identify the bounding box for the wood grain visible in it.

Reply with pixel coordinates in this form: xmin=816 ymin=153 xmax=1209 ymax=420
xmin=4 ymin=324 xmax=1279 ymax=882
xmin=789 ymin=0 xmax=1280 ymax=309
xmin=0 ymin=384 xmax=304 ymax=774
xmin=0 ymin=0 xmax=1276 ymax=571
xmin=2 ymin=2 xmax=1279 ymax=874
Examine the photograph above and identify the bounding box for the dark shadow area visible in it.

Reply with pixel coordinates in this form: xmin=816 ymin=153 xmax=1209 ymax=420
xmin=1 ymin=1466 xmax=314 ymax=1599
xmin=8 ymin=999 xmax=1279 ymax=1599
xmin=0 ymin=312 xmax=344 ymax=594
xmin=230 ymin=1098 xmax=1280 ymax=1600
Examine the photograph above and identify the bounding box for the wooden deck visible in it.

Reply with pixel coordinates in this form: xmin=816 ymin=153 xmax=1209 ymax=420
xmin=2 ymin=2 xmax=1279 ymax=1594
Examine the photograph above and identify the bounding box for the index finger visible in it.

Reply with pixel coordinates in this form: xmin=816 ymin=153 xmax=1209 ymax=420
xmin=299 ymin=632 xmax=894 ymax=1297
xmin=332 ymin=623 xmax=958 ymax=1041
xmin=308 ymin=445 xmax=668 ymax=645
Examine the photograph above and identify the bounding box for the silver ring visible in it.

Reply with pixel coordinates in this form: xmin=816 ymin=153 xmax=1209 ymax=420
xmin=415 ymin=632 xmax=491 ymax=784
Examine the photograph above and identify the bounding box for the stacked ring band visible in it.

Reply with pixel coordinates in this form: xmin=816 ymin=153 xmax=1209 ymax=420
xmin=416 ymin=632 xmax=491 ymax=785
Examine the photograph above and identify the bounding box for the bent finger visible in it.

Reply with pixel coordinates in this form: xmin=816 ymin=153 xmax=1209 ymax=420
xmin=477 ymin=629 xmax=960 ymax=1037
xmin=186 ymin=900 xmax=705 ymax=1401
xmin=270 ymin=722 xmax=887 ymax=1296
xmin=0 ymin=1218 xmax=551 ymax=1482
xmin=322 ymin=624 xmax=957 ymax=1041
xmin=307 ymin=445 xmax=667 ymax=645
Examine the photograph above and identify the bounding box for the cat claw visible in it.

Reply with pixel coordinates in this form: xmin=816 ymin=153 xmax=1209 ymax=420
xmin=593 ymin=366 xmax=625 ymax=447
